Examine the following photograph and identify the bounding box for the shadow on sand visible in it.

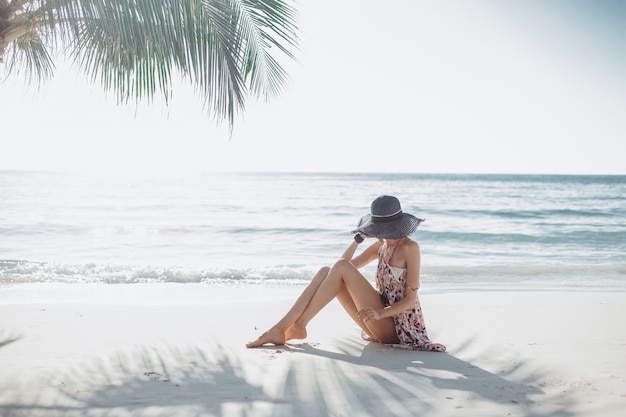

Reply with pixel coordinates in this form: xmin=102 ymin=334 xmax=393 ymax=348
xmin=0 ymin=331 xmax=21 ymax=350
xmin=2 ymin=342 xmax=274 ymax=417
xmin=272 ymin=337 xmax=569 ymax=417
xmin=1 ymin=337 xmax=577 ymax=417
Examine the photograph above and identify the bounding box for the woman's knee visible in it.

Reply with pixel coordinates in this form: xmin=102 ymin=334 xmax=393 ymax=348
xmin=332 ymin=258 xmax=354 ymax=274
xmin=311 ymin=266 xmax=331 ymax=284
xmin=318 ymin=266 xmax=331 ymax=275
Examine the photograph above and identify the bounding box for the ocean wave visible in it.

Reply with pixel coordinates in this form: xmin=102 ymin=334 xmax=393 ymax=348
xmin=2 ymin=259 xmax=624 ymax=288
xmin=421 ymin=230 xmax=626 ymax=247
xmin=422 ymin=264 xmax=626 ymax=289
xmin=435 ymin=208 xmax=623 ymax=219
xmin=0 ymin=260 xmax=317 ymax=286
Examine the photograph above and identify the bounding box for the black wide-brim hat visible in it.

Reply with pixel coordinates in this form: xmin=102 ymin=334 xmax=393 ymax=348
xmin=352 ymin=195 xmax=424 ymax=240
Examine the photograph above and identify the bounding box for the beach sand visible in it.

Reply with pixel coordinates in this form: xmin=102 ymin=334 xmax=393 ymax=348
xmin=1 ymin=284 xmax=625 ymax=417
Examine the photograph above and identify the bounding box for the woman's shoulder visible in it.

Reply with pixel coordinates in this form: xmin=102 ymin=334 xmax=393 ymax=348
xmin=397 ymin=238 xmax=420 ymax=259
xmin=401 ymin=238 xmax=420 ymax=251
xmin=399 ymin=239 xmax=421 ymax=270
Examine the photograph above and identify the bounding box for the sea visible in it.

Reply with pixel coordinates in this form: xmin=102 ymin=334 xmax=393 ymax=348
xmin=1 ymin=171 xmax=625 ymax=291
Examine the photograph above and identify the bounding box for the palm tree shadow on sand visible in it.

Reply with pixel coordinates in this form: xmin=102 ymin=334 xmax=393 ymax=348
xmin=2 ymin=337 xmax=578 ymax=417
xmin=266 ymin=336 xmax=578 ymax=417
xmin=3 ymin=342 xmax=278 ymax=417
xmin=0 ymin=332 xmax=21 ymax=349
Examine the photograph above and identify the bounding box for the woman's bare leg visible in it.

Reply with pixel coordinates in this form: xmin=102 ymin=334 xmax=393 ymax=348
xmin=246 ymin=267 xmax=330 ymax=347
xmin=335 ymin=286 xmax=381 ymax=339
xmin=291 ymin=259 xmax=398 ymax=344
xmin=247 ymin=260 xmax=399 ymax=347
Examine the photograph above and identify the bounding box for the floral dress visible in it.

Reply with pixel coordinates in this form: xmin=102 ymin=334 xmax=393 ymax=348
xmin=374 ymin=241 xmax=446 ymax=352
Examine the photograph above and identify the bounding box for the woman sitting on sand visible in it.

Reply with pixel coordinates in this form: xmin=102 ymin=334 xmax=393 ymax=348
xmin=246 ymin=195 xmax=446 ymax=352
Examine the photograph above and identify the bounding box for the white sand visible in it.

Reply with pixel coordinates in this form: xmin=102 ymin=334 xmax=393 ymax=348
xmin=1 ymin=283 xmax=625 ymax=417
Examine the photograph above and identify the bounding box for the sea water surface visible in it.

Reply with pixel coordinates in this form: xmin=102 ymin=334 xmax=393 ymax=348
xmin=1 ymin=171 xmax=625 ymax=291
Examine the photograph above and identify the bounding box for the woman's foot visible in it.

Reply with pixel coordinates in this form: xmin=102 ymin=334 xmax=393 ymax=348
xmin=284 ymin=324 xmax=307 ymax=342
xmin=246 ymin=328 xmax=286 ymax=348
xmin=245 ymin=324 xmax=308 ymax=348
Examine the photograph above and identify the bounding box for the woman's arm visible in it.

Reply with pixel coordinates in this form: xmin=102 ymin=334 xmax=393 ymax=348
xmin=347 ymin=237 xmax=380 ymax=269
xmin=339 ymin=235 xmax=379 ymax=269
xmin=339 ymin=238 xmax=360 ymax=262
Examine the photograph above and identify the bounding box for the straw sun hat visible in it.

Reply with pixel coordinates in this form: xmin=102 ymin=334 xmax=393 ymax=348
xmin=352 ymin=195 xmax=424 ymax=240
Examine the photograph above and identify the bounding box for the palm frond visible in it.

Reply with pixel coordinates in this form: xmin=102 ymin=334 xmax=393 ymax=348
xmin=3 ymin=31 xmax=55 ymax=84
xmin=1 ymin=0 xmax=299 ymax=128
xmin=234 ymin=0 xmax=299 ymax=99
xmin=1 ymin=1 xmax=56 ymax=83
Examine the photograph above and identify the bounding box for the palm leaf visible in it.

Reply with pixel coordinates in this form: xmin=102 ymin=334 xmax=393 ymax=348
xmin=3 ymin=26 xmax=55 ymax=85
xmin=0 ymin=0 xmax=299 ymax=127
xmin=207 ymin=0 xmax=298 ymax=100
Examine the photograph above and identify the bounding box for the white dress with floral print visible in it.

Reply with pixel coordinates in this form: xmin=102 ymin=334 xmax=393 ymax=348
xmin=374 ymin=241 xmax=446 ymax=352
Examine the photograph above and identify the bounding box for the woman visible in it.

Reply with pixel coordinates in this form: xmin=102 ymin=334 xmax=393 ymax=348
xmin=246 ymin=195 xmax=446 ymax=352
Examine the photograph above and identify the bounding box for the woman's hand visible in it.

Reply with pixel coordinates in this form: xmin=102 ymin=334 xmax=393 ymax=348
xmin=357 ymin=306 xmax=382 ymax=322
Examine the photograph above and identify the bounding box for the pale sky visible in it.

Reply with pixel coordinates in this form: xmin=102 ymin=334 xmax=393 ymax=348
xmin=1 ymin=0 xmax=624 ymax=176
